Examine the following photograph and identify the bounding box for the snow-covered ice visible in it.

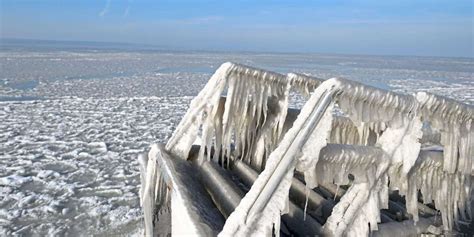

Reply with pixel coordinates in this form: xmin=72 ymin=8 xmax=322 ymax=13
xmin=164 ymin=64 xmax=472 ymax=236
xmin=0 ymin=48 xmax=472 ymax=235
xmin=0 ymin=97 xmax=190 ymax=235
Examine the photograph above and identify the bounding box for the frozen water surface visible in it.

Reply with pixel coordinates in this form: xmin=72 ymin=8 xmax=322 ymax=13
xmin=0 ymin=97 xmax=190 ymax=235
xmin=0 ymin=48 xmax=472 ymax=235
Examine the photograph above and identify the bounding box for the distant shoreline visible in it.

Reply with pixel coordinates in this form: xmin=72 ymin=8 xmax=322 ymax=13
xmin=1 ymin=38 xmax=473 ymax=60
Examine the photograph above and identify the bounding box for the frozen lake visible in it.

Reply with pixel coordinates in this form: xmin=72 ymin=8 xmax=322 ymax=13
xmin=0 ymin=47 xmax=473 ymax=235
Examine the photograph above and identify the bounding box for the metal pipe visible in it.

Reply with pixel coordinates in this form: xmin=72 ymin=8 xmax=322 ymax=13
xmin=228 ymin=159 xmax=323 ymax=235
xmin=283 ymin=202 xmax=323 ymax=236
xmin=199 ymin=161 xmax=244 ymax=218
xmin=231 ymin=159 xmax=334 ymax=221
xmin=197 ymin=159 xmax=323 ymax=236
xmin=287 ymin=172 xmax=335 ymax=220
xmin=372 ymin=217 xmax=441 ymax=236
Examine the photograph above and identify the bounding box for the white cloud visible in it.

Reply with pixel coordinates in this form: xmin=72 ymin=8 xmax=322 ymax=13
xmin=99 ymin=0 xmax=112 ymax=17
xmin=123 ymin=0 xmax=134 ymax=17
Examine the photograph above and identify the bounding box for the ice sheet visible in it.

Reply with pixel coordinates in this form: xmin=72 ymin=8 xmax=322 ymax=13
xmin=1 ymin=49 xmax=472 ymax=235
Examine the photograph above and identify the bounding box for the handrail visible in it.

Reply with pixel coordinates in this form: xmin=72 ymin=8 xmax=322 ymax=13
xmin=158 ymin=62 xmax=472 ymax=235
xmin=245 ymin=80 xmax=341 ymax=221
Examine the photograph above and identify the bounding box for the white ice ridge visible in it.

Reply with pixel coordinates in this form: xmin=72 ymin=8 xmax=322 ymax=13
xmin=286 ymin=73 xmax=323 ymax=98
xmin=319 ymin=145 xmax=390 ymax=236
xmin=166 ymin=62 xmax=288 ymax=168
xmin=403 ymin=150 xmax=471 ymax=231
xmin=416 ymin=92 xmax=474 ymax=175
xmin=165 ymin=63 xmax=323 ymax=172
xmin=219 ymin=76 xmax=339 ymax=236
xmin=138 ymin=150 xmax=169 ymax=236
xmin=162 ymin=63 xmax=473 ymax=236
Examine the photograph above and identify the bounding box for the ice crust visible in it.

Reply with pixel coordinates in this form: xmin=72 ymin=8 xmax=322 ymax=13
xmin=166 ymin=62 xmax=295 ymax=171
xmin=404 ymin=151 xmax=471 ymax=231
xmin=165 ymin=63 xmax=473 ymax=236
xmin=220 ymin=76 xmax=337 ymax=236
xmin=1 ymin=50 xmax=472 ymax=236
xmin=416 ymin=92 xmax=474 ymax=175
xmin=0 ymin=96 xmax=190 ymax=235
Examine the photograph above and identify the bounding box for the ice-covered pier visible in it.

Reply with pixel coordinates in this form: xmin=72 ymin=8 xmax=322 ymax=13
xmin=139 ymin=62 xmax=473 ymax=236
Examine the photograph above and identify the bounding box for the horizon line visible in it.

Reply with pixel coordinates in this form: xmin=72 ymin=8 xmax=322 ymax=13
xmin=1 ymin=37 xmax=473 ymax=60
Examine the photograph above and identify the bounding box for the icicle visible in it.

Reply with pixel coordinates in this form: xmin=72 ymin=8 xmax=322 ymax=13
xmin=336 ymin=78 xmax=418 ymax=123
xmin=166 ymin=62 xmax=230 ymax=158
xmin=219 ymin=79 xmax=341 ymax=237
xmin=324 ymin=182 xmax=382 ymax=236
xmin=404 ymin=92 xmax=474 ymax=230
xmin=308 ymin=78 xmax=422 ymax=235
xmin=316 ymin=144 xmax=388 ymax=186
xmin=162 ymin=63 xmax=473 ymax=236
xmin=287 ymin=73 xmax=322 ymax=98
xmin=329 ymin=116 xmax=361 ymax=145
xmin=303 ymin=186 xmax=310 ymax=221
xmin=140 ymin=145 xmax=170 ymax=236
xmin=398 ymin=150 xmax=472 ymax=231
xmin=166 ymin=62 xmax=292 ymax=169
xmin=416 ymin=92 xmax=474 ymax=174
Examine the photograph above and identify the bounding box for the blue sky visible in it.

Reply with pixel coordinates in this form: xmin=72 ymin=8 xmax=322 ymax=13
xmin=1 ymin=0 xmax=473 ymax=57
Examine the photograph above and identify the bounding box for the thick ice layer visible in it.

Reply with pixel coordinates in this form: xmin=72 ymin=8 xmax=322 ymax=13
xmin=297 ymin=75 xmax=471 ymax=233
xmin=162 ymin=63 xmax=473 ymax=236
xmin=329 ymin=116 xmax=387 ymax=146
xmin=316 ymin=144 xmax=391 ymax=235
xmin=329 ymin=116 xmax=363 ymax=145
xmin=2 ymin=51 xmax=472 ymax=235
xmin=165 ymin=64 xmax=331 ymax=236
xmin=336 ymin=78 xmax=418 ymax=123
xmin=379 ymin=115 xmax=423 ymax=174
xmin=144 ymin=144 xmax=225 ymax=236
xmin=1 ymin=96 xmax=184 ymax=236
xmin=417 ymin=92 xmax=474 ymax=175
xmin=395 ymin=150 xmax=472 ymax=231
xmin=139 ymin=149 xmax=170 ymax=236
xmin=282 ymin=76 xmax=420 ymax=236
xmin=219 ymin=78 xmax=340 ymax=236
xmin=286 ymin=73 xmax=322 ymax=98
xmin=376 ymin=115 xmax=423 ymax=229
xmin=323 ymin=181 xmax=389 ymax=236
xmin=166 ymin=62 xmax=291 ymax=171
xmin=165 ymin=63 xmax=231 ymax=159
xmin=317 ymin=144 xmax=388 ymax=186
xmin=296 ymin=102 xmax=334 ymax=188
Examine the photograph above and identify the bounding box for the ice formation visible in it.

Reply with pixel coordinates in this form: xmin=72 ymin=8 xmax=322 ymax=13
xmin=220 ymin=77 xmax=337 ymax=236
xmin=158 ymin=62 xmax=473 ymax=236
xmin=2 ymin=49 xmax=472 ymax=235
xmin=166 ymin=62 xmax=296 ymax=172
xmin=404 ymin=150 xmax=471 ymax=230
xmin=138 ymin=151 xmax=169 ymax=236
xmin=416 ymin=92 xmax=474 ymax=174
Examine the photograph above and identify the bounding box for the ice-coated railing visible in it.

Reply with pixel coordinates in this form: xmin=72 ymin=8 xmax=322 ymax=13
xmin=141 ymin=62 xmax=473 ymax=236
